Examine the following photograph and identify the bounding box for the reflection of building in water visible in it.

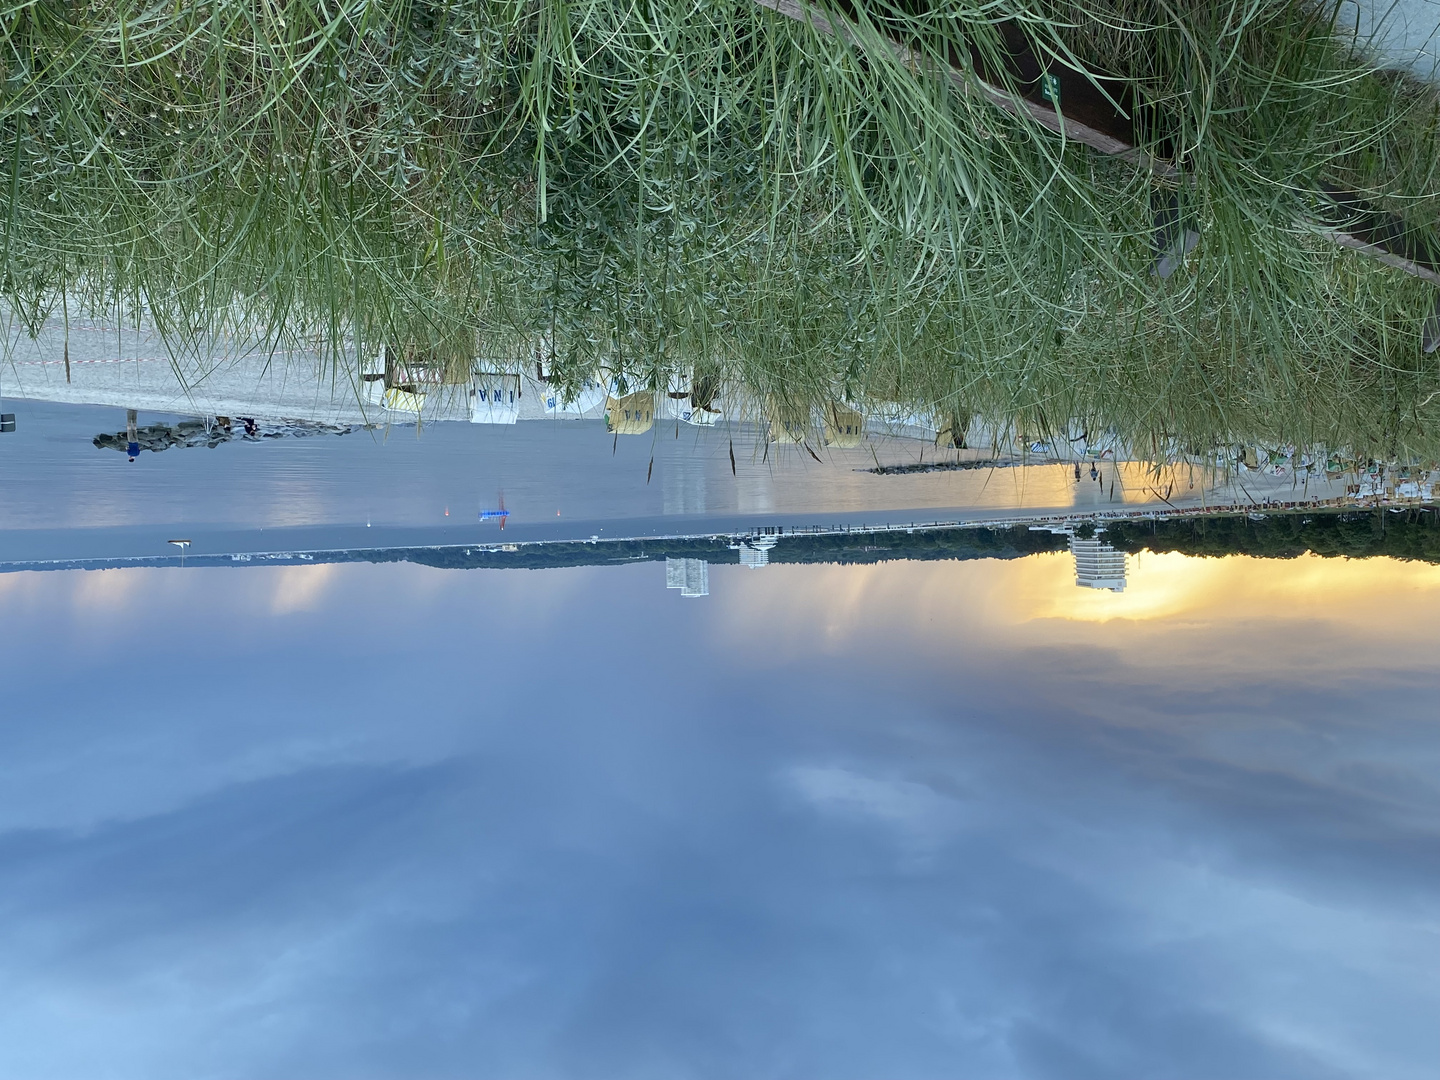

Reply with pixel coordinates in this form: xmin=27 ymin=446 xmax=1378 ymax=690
xmin=822 ymin=402 xmax=866 ymax=448
xmin=734 ymin=466 xmax=774 ymax=515
xmin=662 ymin=456 xmax=707 ymax=517
xmin=94 ymin=413 xmax=358 ymax=455
xmin=665 ymin=558 xmax=710 ymax=597
xmin=470 ymin=373 xmax=521 ymax=424
xmin=1070 ymin=535 xmax=1127 ymax=592
xmin=605 ymin=392 xmax=655 ymax=435
xmin=731 ymin=535 xmax=778 ymax=569
xmin=767 ymin=399 xmax=809 ymax=444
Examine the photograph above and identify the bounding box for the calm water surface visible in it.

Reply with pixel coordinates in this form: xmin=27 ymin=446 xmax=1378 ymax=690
xmin=0 ymin=399 xmax=1265 ymax=561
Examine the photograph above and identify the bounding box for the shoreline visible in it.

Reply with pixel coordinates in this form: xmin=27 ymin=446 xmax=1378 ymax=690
xmin=3 ymin=501 xmax=1432 ymax=576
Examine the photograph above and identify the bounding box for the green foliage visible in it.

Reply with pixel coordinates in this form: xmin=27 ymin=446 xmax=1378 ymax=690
xmin=3 ymin=1 xmax=1440 ymax=456
xmin=1102 ymin=509 xmax=1440 ymax=563
xmin=368 ymin=524 xmax=1068 ymax=569
xmin=0 ymin=524 xmax=1071 ymax=573
xmin=764 ymin=524 xmax=1071 ymax=563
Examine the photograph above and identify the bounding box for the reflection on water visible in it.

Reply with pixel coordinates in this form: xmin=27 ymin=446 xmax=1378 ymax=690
xmin=93 ymin=415 xmax=361 ymax=456
xmin=0 ymin=399 xmax=1341 ymax=540
xmin=0 ymin=549 xmax=1436 ymax=1079
xmin=662 ymin=452 xmax=707 ymax=517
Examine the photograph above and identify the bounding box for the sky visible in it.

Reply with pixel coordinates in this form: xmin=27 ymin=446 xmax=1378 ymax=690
xmin=0 ymin=549 xmax=1437 ymax=1080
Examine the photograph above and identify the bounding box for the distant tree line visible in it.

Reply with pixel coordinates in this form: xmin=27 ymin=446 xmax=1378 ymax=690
xmin=382 ymin=525 xmax=1070 ymax=572
xmin=765 ymin=526 xmax=1069 ymax=565
xmin=0 ymin=526 xmax=1070 ymax=576
xmin=12 ymin=514 xmax=1440 ymax=577
xmin=1101 ymin=511 xmax=1440 ymax=564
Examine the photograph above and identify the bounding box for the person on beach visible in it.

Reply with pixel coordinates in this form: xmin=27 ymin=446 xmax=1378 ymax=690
xmin=126 ymin=409 xmax=139 ymax=461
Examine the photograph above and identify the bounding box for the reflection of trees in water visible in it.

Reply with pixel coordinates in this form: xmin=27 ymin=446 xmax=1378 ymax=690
xmin=93 ymin=418 xmax=363 ymax=455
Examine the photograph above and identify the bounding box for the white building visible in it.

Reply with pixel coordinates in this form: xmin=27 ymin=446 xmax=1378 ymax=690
xmin=665 ymin=558 xmax=709 ymax=597
xmin=1070 ymin=535 xmax=1127 ymax=592
xmin=732 ymin=535 xmax=779 ymax=569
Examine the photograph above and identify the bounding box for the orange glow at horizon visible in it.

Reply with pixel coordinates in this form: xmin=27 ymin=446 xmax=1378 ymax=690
xmin=716 ymin=551 xmax=1440 ymax=679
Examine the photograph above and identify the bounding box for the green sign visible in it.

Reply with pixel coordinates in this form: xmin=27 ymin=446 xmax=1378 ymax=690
xmin=1040 ymin=73 xmax=1060 ymax=105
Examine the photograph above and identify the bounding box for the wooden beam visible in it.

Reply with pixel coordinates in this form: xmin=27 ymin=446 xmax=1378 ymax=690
xmin=1314 ymin=182 xmax=1440 ymax=286
xmin=754 ymin=0 xmax=1174 ymax=173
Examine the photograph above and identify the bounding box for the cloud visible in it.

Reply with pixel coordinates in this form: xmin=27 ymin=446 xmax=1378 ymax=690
xmin=1 ymin=553 xmax=1439 ymax=1079
xmin=784 ymin=765 xmax=966 ymax=848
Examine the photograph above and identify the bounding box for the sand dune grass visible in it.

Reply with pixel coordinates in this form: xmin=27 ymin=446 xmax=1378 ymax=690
xmin=3 ymin=1 xmax=1440 ymax=458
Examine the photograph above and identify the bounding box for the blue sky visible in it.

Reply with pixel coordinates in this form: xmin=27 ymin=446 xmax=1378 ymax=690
xmin=0 ymin=552 xmax=1437 ymax=1079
